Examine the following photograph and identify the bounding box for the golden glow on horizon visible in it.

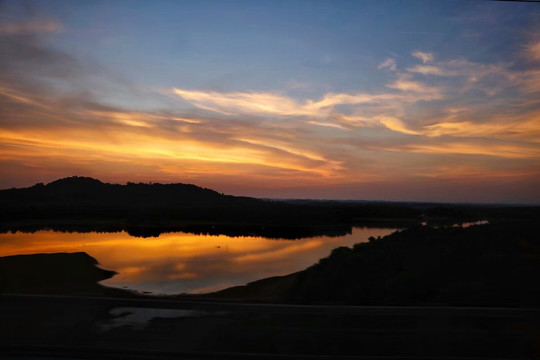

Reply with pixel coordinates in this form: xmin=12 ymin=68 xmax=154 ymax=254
xmin=0 ymin=127 xmax=337 ymax=179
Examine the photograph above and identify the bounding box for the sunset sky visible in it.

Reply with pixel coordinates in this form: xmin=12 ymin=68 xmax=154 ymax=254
xmin=1 ymin=0 xmax=539 ymax=203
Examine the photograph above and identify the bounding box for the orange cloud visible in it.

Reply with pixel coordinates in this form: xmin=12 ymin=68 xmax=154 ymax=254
xmin=386 ymin=77 xmax=439 ymax=94
xmin=405 ymin=142 xmax=540 ymax=159
xmin=416 ymin=165 xmax=540 ymax=180
xmin=519 ymin=70 xmax=540 ymax=94
xmin=423 ymin=117 xmax=540 ymax=141
xmin=378 ymin=116 xmax=421 ymax=135
xmin=528 ymin=40 xmax=540 ymax=62
xmin=0 ymin=126 xmax=339 ymax=178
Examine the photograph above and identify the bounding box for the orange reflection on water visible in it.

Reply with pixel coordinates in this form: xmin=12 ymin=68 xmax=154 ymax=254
xmin=0 ymin=228 xmax=395 ymax=294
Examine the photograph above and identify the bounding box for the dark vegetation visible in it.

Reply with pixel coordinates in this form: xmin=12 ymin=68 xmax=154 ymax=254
xmin=212 ymin=221 xmax=540 ymax=307
xmin=0 ymin=252 xmax=130 ymax=297
xmin=1 ymin=176 xmax=538 ymax=238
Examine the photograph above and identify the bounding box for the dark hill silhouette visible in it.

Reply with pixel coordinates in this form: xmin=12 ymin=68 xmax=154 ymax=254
xmin=5 ymin=176 xmax=237 ymax=206
xmin=1 ymin=176 xmax=539 ymax=238
xmin=0 ymin=176 xmax=269 ymax=221
xmin=0 ymin=176 xmax=416 ymax=238
xmin=1 ymin=177 xmax=364 ymax=238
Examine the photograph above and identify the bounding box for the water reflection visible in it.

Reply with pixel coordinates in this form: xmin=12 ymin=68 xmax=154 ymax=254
xmin=0 ymin=227 xmax=395 ymax=294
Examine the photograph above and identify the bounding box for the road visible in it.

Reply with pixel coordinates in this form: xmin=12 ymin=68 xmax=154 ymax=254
xmin=2 ymin=294 xmax=540 ymax=359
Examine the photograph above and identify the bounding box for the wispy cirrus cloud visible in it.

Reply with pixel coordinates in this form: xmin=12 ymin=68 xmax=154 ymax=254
xmin=169 ymin=42 xmax=540 ymax=174
xmin=404 ymin=141 xmax=540 ymax=159
xmin=377 ymin=58 xmax=397 ymax=71
xmin=386 ymin=75 xmax=441 ymax=94
xmin=172 ymin=78 xmax=443 ymax=135
xmin=412 ymin=51 xmax=434 ymax=64
xmin=172 ymin=89 xmax=310 ymax=116
xmin=405 ymin=64 xmax=457 ymax=76
xmin=422 ymin=116 xmax=540 ymax=142
xmin=169 ymin=40 xmax=540 ymax=154
xmin=172 ymin=87 xmax=439 ymax=120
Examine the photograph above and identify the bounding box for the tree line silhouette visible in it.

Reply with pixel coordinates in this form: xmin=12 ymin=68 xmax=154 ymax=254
xmin=1 ymin=176 xmax=538 ymax=238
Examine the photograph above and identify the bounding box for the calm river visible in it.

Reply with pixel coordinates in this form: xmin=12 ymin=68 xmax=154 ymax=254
xmin=0 ymin=227 xmax=397 ymax=294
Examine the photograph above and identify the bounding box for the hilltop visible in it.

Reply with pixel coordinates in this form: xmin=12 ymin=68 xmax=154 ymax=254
xmin=0 ymin=177 xmax=361 ymax=238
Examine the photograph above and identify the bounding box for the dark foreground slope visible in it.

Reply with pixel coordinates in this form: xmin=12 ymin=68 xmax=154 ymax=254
xmin=212 ymin=221 xmax=540 ymax=307
xmin=0 ymin=252 xmax=131 ymax=297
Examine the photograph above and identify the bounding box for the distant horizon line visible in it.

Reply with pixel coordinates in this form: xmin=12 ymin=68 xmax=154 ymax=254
xmin=2 ymin=175 xmax=538 ymax=207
